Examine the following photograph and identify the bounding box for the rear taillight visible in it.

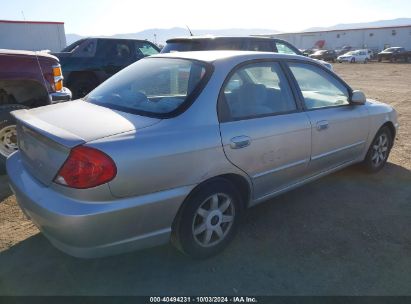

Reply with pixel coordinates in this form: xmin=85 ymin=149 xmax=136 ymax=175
xmin=54 ymin=146 xmax=117 ymax=189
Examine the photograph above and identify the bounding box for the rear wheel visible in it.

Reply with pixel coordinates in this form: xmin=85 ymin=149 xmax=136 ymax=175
xmin=362 ymin=126 xmax=393 ymax=173
xmin=172 ymin=178 xmax=243 ymax=259
xmin=0 ymin=105 xmax=28 ymax=174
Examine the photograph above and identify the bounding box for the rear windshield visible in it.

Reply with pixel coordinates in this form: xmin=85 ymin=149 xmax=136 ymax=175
xmin=161 ymin=41 xmax=205 ymax=53
xmin=85 ymin=58 xmax=211 ymax=118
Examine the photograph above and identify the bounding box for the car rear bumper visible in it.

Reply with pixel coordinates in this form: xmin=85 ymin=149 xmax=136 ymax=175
xmin=6 ymin=152 xmax=193 ymax=258
xmin=49 ymin=87 xmax=72 ymax=103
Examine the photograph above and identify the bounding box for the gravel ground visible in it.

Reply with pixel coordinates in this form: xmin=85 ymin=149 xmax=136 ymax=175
xmin=0 ymin=62 xmax=410 ymax=295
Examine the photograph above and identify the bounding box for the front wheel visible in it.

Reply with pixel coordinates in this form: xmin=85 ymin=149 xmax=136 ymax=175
xmin=172 ymin=178 xmax=243 ymax=259
xmin=362 ymin=126 xmax=393 ymax=173
xmin=351 ymin=58 xmax=356 ymax=63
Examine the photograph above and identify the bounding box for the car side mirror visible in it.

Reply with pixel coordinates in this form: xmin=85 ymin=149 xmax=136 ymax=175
xmin=350 ymin=90 xmax=366 ymax=105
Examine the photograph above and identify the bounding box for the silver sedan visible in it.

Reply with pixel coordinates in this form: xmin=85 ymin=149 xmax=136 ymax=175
xmin=7 ymin=51 xmax=398 ymax=258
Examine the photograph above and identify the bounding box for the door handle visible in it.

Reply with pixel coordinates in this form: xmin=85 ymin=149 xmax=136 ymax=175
xmin=316 ymin=120 xmax=329 ymax=131
xmin=230 ymin=136 xmax=251 ymax=149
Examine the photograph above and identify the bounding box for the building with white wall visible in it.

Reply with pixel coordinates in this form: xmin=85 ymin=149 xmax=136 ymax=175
xmin=0 ymin=20 xmax=66 ymax=52
xmin=264 ymin=25 xmax=411 ymax=51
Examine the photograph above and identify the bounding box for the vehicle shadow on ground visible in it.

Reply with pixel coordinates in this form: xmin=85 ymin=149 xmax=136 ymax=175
xmin=0 ymin=175 xmax=11 ymax=201
xmin=1 ymin=163 xmax=411 ymax=295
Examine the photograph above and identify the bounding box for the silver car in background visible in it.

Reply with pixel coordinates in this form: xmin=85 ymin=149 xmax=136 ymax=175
xmin=7 ymin=51 xmax=398 ymax=258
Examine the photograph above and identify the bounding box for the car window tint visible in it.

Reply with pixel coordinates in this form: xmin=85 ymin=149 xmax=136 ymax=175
xmin=289 ymin=62 xmax=349 ymax=110
xmin=275 ymin=42 xmax=297 ymax=54
xmin=135 ymin=42 xmax=159 ymax=57
xmin=247 ymin=40 xmax=273 ymax=52
xmin=71 ymin=40 xmax=96 ymax=57
xmin=220 ymin=62 xmax=296 ymax=121
xmin=97 ymin=40 xmax=131 ymax=60
xmin=208 ymin=39 xmax=243 ymax=50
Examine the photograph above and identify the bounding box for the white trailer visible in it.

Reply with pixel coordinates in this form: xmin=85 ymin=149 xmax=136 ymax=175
xmin=0 ymin=20 xmax=66 ymax=52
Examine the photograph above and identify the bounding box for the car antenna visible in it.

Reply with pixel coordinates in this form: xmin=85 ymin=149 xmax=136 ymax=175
xmin=186 ymin=25 xmax=194 ymax=36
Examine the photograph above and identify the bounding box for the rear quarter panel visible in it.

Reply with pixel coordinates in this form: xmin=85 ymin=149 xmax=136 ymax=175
xmin=89 ymin=119 xmax=248 ymax=199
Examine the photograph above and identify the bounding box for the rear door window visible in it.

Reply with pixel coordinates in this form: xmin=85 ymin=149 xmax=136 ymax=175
xmin=219 ymin=61 xmax=296 ymax=121
xmin=96 ymin=40 xmax=133 ymax=61
xmin=247 ymin=40 xmax=274 ymax=52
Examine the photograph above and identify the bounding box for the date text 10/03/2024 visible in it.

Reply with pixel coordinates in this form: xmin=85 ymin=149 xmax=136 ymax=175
xmin=149 ymin=297 xmax=258 ymax=303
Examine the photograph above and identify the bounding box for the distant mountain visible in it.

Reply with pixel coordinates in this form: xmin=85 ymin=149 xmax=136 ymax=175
xmin=65 ymin=27 xmax=279 ymax=45
xmin=303 ymin=18 xmax=411 ymax=32
xmin=65 ymin=33 xmax=84 ymax=45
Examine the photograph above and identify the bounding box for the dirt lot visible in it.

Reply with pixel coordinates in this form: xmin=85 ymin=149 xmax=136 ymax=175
xmin=0 ymin=62 xmax=410 ymax=295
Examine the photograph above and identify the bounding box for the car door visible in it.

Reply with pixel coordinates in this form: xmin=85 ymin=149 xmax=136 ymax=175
xmin=287 ymin=61 xmax=369 ymax=174
xmin=218 ymin=61 xmax=312 ymax=200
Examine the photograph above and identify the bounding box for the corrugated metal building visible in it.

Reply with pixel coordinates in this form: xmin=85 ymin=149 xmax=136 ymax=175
xmin=0 ymin=20 xmax=66 ymax=52
xmin=264 ymin=25 xmax=411 ymax=51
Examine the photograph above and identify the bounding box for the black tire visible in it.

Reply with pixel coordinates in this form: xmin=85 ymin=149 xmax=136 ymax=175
xmin=0 ymin=104 xmax=28 ymax=174
xmin=351 ymin=58 xmax=356 ymax=63
xmin=364 ymin=58 xmax=368 ymax=64
xmin=69 ymin=75 xmax=99 ymax=99
xmin=172 ymin=178 xmax=244 ymax=259
xmin=362 ymin=126 xmax=393 ymax=173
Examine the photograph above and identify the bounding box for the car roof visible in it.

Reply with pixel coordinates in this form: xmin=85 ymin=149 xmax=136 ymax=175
xmin=151 ymin=50 xmax=308 ymax=63
xmin=86 ymin=37 xmax=154 ymax=42
xmin=166 ymin=36 xmax=285 ymax=43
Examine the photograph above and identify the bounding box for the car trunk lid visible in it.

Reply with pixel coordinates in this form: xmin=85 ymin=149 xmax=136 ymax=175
xmin=13 ymin=100 xmax=160 ymax=186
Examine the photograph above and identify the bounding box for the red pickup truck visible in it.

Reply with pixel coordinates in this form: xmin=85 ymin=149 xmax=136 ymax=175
xmin=0 ymin=49 xmax=71 ymax=172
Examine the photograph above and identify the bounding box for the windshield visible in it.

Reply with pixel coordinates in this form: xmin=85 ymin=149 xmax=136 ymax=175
xmin=345 ymin=51 xmax=355 ymax=55
xmin=86 ymin=58 xmax=210 ymax=117
xmin=61 ymin=39 xmax=85 ymax=52
xmin=313 ymin=50 xmax=326 ymax=55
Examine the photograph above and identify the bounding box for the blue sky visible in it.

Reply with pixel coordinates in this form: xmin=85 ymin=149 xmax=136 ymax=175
xmin=1 ymin=0 xmax=410 ymax=35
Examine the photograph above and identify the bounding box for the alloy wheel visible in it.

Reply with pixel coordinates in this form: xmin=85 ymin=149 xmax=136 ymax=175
xmin=192 ymin=193 xmax=235 ymax=248
xmin=371 ymin=133 xmax=389 ymax=167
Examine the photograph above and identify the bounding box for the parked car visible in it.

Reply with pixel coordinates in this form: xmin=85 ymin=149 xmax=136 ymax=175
xmin=337 ymin=50 xmax=369 ymax=63
xmin=309 ymin=50 xmax=338 ymax=62
xmin=0 ymin=49 xmax=71 ymax=173
xmin=377 ymin=47 xmax=410 ymax=62
xmin=301 ymin=48 xmax=317 ymax=56
xmin=335 ymin=46 xmax=352 ymax=56
xmin=7 ymin=51 xmax=398 ymax=258
xmin=53 ymin=38 xmax=160 ymax=99
xmin=161 ymin=36 xmax=333 ymax=70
